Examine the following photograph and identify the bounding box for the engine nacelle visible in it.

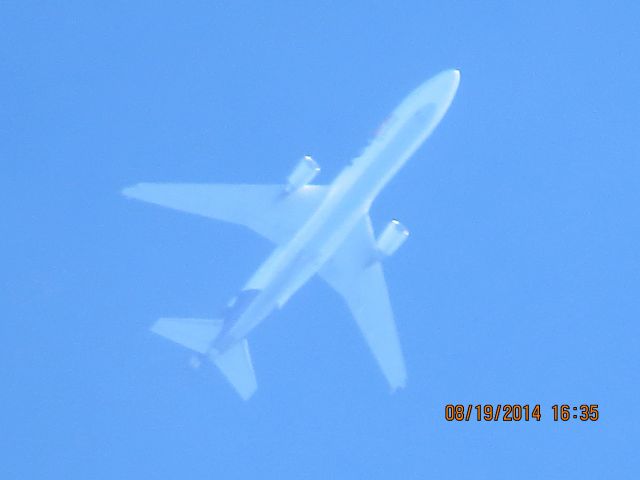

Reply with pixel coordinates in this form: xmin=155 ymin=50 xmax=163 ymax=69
xmin=285 ymin=155 xmax=320 ymax=193
xmin=376 ymin=219 xmax=409 ymax=257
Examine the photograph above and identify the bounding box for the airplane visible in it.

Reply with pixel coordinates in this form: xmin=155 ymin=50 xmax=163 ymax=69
xmin=123 ymin=69 xmax=461 ymax=400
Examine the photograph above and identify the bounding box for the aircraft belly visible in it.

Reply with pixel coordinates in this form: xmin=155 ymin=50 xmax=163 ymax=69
xmin=215 ymin=97 xmax=450 ymax=347
xmin=220 ymin=198 xmax=367 ymax=344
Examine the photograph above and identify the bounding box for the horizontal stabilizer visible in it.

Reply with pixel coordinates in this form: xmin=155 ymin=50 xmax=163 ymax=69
xmin=151 ymin=317 xmax=223 ymax=354
xmin=210 ymin=340 xmax=257 ymax=400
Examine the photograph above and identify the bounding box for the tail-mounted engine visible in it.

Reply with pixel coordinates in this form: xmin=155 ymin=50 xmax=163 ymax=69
xmin=376 ymin=219 xmax=409 ymax=257
xmin=285 ymin=155 xmax=320 ymax=193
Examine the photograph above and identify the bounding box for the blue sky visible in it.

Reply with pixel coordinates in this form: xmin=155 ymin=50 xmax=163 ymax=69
xmin=2 ymin=2 xmax=639 ymax=478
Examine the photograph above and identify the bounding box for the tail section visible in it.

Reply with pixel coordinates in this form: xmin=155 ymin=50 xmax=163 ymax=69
xmin=210 ymin=339 xmax=257 ymax=400
xmin=150 ymin=317 xmax=258 ymax=400
xmin=151 ymin=317 xmax=223 ymax=353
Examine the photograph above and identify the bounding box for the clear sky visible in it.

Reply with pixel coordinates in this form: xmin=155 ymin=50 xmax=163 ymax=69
xmin=2 ymin=2 xmax=639 ymax=478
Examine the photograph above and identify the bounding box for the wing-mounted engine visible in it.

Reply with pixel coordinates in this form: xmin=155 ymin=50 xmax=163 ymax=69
xmin=376 ymin=219 xmax=409 ymax=257
xmin=285 ymin=155 xmax=320 ymax=193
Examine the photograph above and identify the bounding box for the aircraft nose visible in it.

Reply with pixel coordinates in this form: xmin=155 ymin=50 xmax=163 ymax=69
xmin=418 ymin=68 xmax=460 ymax=106
xmin=397 ymin=69 xmax=461 ymax=122
xmin=437 ymin=69 xmax=461 ymax=95
xmin=451 ymin=69 xmax=461 ymax=85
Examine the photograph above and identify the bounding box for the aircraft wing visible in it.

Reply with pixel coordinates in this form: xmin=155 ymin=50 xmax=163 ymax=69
xmin=318 ymin=215 xmax=407 ymax=390
xmin=122 ymin=183 xmax=329 ymax=245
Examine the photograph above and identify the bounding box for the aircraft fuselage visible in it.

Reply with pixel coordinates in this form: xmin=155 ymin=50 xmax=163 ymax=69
xmin=213 ymin=70 xmax=460 ymax=352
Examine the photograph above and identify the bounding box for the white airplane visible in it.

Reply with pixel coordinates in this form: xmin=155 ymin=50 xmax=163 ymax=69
xmin=123 ymin=69 xmax=460 ymax=400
